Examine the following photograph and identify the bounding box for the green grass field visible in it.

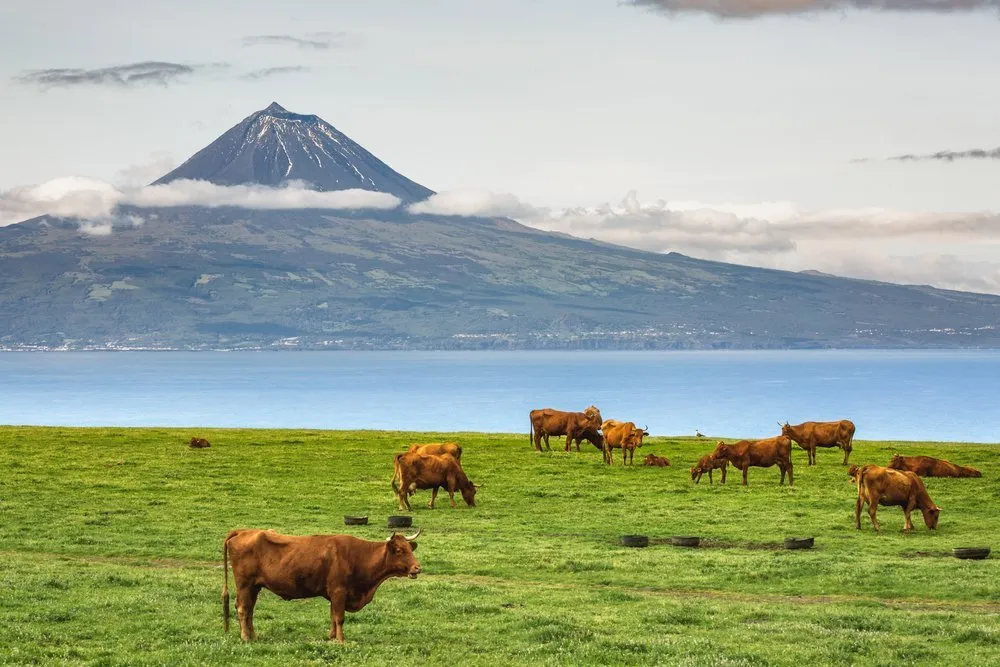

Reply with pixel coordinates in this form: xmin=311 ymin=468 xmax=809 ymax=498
xmin=2 ymin=427 xmax=999 ymax=666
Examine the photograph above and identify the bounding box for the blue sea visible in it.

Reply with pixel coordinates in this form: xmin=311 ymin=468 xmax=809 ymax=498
xmin=1 ymin=350 xmax=998 ymax=443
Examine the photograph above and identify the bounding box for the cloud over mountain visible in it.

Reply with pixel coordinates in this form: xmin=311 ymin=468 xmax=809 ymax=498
xmin=242 ymin=32 xmax=347 ymax=49
xmin=0 ymin=178 xmax=400 ymax=228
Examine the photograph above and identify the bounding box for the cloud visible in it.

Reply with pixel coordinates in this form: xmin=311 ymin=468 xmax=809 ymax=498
xmin=241 ymin=66 xmax=311 ymax=81
xmin=886 ymin=147 xmax=1000 ymax=162
xmin=411 ymin=189 xmax=1000 ymax=294
xmin=242 ymin=32 xmax=347 ymax=49
xmin=14 ymin=61 xmax=225 ymax=89
xmin=407 ymin=190 xmax=542 ymax=218
xmin=623 ymin=0 xmax=1000 ymax=19
xmin=0 ymin=178 xmax=401 ymax=229
xmin=114 ymin=153 xmax=177 ymax=187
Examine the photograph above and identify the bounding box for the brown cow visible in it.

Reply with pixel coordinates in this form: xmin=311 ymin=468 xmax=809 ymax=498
xmin=529 ymin=406 xmax=604 ymax=452
xmin=407 ymin=441 xmax=463 ymax=461
xmin=643 ymin=453 xmax=671 ymax=467
xmin=189 ymin=437 xmax=211 ymax=448
xmin=222 ymin=528 xmax=421 ymax=643
xmin=852 ymin=464 xmax=941 ymax=532
xmin=601 ymin=420 xmax=649 ymax=465
xmin=780 ymin=420 xmax=856 ymax=465
xmin=392 ymin=452 xmax=477 ymax=510
xmin=711 ymin=437 xmax=793 ymax=486
xmin=690 ymin=454 xmax=728 ymax=485
xmin=888 ymin=454 xmax=981 ymax=478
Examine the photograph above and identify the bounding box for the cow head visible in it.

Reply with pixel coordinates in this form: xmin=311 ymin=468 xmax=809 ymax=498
xmin=847 ymin=464 xmax=861 ymax=482
xmin=921 ymin=505 xmax=941 ymax=530
xmin=779 ymin=422 xmax=792 ymax=438
xmin=711 ymin=441 xmax=729 ymax=460
xmin=887 ymin=455 xmax=904 ymax=470
xmin=385 ymin=530 xmax=422 ymax=578
xmin=689 ymin=465 xmax=699 ymax=481
xmin=460 ymin=480 xmax=478 ymax=507
xmin=584 ymin=405 xmax=603 ymax=428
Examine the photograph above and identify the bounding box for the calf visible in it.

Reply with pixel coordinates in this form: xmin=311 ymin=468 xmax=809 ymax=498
xmin=888 ymin=454 xmax=981 ymax=478
xmin=189 ymin=437 xmax=211 ymax=448
xmin=711 ymin=436 xmax=793 ymax=486
xmin=407 ymin=441 xmax=463 ymax=461
xmin=690 ymin=454 xmax=728 ymax=485
xmin=852 ymin=464 xmax=941 ymax=532
xmin=643 ymin=453 xmax=671 ymax=467
xmin=780 ymin=420 xmax=855 ymax=465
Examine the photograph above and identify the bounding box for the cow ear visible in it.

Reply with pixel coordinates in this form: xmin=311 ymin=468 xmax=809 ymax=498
xmin=408 ymin=541 xmax=418 ymax=551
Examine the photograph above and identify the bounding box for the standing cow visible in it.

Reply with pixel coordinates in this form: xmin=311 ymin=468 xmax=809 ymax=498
xmin=529 ymin=406 xmax=603 ymax=452
xmin=711 ymin=437 xmax=793 ymax=486
xmin=690 ymin=454 xmax=728 ymax=485
xmin=850 ymin=464 xmax=941 ymax=532
xmin=781 ymin=420 xmax=856 ymax=465
xmin=222 ymin=528 xmax=421 ymax=643
xmin=601 ymin=419 xmax=649 ymax=465
xmin=392 ymin=451 xmax=478 ymax=510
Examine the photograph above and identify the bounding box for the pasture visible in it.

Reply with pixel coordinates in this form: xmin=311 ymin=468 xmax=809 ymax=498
xmin=2 ymin=426 xmax=999 ymax=666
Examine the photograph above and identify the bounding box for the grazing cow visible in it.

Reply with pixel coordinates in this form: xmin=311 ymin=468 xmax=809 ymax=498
xmin=643 ymin=453 xmax=671 ymax=467
xmin=391 ymin=452 xmax=477 ymax=510
xmin=780 ymin=420 xmax=856 ymax=465
xmin=711 ymin=437 xmax=793 ymax=486
xmin=852 ymin=464 xmax=941 ymax=532
xmin=407 ymin=442 xmax=463 ymax=461
xmin=690 ymin=454 xmax=728 ymax=485
xmin=529 ymin=406 xmax=604 ymax=452
xmin=189 ymin=437 xmax=211 ymax=448
xmin=222 ymin=528 xmax=421 ymax=643
xmin=888 ymin=454 xmax=981 ymax=478
xmin=601 ymin=420 xmax=649 ymax=465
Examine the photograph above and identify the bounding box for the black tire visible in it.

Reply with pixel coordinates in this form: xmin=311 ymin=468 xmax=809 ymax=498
xmin=952 ymin=547 xmax=991 ymax=560
xmin=785 ymin=537 xmax=815 ymax=550
xmin=343 ymin=516 xmax=368 ymax=526
xmin=670 ymin=536 xmax=701 ymax=547
xmin=621 ymin=535 xmax=649 ymax=548
xmin=387 ymin=515 xmax=413 ymax=529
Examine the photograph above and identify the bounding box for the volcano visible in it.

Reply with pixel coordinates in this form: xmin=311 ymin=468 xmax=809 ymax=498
xmin=153 ymin=102 xmax=434 ymax=202
xmin=3 ymin=104 xmax=1000 ymax=350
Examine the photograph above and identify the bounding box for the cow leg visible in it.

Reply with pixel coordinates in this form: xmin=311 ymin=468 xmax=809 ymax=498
xmin=447 ymin=477 xmax=458 ymax=508
xmin=533 ymin=431 xmax=543 ymax=452
xmin=720 ymin=466 xmax=726 ymax=485
xmin=544 ymin=433 xmax=551 ymax=451
xmin=867 ymin=498 xmax=881 ymax=532
xmin=429 ymin=486 xmax=439 ymax=509
xmin=842 ymin=447 xmax=850 ymax=465
xmin=329 ymin=588 xmax=347 ymax=643
xmin=236 ymin=584 xmax=260 ymax=642
xmin=855 ymin=495 xmax=864 ymax=530
xmin=903 ymin=498 xmax=917 ymax=532
xmin=742 ymin=466 xmax=749 ymax=486
xmin=786 ymin=462 xmax=793 ymax=486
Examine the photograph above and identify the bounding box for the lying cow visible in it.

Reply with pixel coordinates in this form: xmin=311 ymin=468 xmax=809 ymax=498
xmin=407 ymin=441 xmax=463 ymax=461
xmin=529 ymin=405 xmax=604 ymax=452
xmin=189 ymin=437 xmax=211 ymax=448
xmin=711 ymin=436 xmax=793 ymax=486
xmin=780 ymin=420 xmax=855 ymax=465
xmin=888 ymin=454 xmax=981 ymax=478
xmin=643 ymin=453 xmax=671 ymax=467
xmin=222 ymin=528 xmax=421 ymax=643
xmin=392 ymin=451 xmax=477 ymax=510
xmin=690 ymin=454 xmax=728 ymax=485
xmin=851 ymin=464 xmax=941 ymax=532
xmin=601 ymin=420 xmax=649 ymax=465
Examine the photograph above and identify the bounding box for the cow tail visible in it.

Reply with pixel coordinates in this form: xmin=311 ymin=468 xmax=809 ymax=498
xmin=529 ymin=417 xmax=534 ymax=447
xmin=391 ymin=454 xmax=402 ymax=495
xmin=222 ymin=533 xmax=231 ymax=633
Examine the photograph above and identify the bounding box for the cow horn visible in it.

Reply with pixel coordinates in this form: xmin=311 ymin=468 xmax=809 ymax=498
xmin=403 ymin=529 xmax=422 ymax=541
xmin=777 ymin=421 xmax=782 ymax=427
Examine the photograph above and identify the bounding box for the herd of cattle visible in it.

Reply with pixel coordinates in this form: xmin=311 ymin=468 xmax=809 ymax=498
xmin=219 ymin=404 xmax=985 ymax=644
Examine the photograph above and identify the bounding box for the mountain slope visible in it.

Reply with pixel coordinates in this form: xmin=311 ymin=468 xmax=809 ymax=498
xmin=2 ymin=206 xmax=999 ymax=350
xmin=153 ymin=102 xmax=434 ymax=202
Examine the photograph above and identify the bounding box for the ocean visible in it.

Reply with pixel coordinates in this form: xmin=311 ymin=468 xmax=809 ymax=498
xmin=1 ymin=350 xmax=997 ymax=442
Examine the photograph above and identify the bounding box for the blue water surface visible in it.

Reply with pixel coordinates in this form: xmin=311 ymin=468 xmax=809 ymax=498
xmin=0 ymin=350 xmax=997 ymax=442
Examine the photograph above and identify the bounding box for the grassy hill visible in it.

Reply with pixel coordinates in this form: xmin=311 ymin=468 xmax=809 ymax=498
xmin=1 ymin=427 xmax=998 ymax=665
xmin=4 ymin=208 xmax=1000 ymax=350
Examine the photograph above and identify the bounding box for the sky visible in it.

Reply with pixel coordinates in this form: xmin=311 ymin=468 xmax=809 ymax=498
xmin=2 ymin=0 xmax=1000 ymax=292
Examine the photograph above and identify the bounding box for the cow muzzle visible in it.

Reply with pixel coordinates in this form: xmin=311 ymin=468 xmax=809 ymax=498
xmin=409 ymin=566 xmax=422 ymax=579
